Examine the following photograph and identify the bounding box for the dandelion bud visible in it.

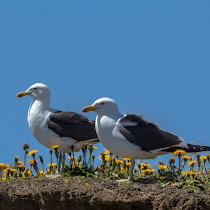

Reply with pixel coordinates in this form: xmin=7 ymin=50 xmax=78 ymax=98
xmin=88 ymin=144 xmax=93 ymax=154
xmin=22 ymin=143 xmax=29 ymax=151
xmin=39 ymin=156 xmax=43 ymax=164
xmin=82 ymin=144 xmax=87 ymax=156
xmin=169 ymin=157 xmax=175 ymax=165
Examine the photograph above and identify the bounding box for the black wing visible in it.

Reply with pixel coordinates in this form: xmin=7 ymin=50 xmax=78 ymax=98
xmin=48 ymin=111 xmax=98 ymax=141
xmin=119 ymin=114 xmax=183 ymax=151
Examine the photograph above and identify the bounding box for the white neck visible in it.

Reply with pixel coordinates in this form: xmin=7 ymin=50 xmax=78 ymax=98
xmin=30 ymin=97 xmax=50 ymax=112
xmin=28 ymin=97 xmax=53 ymax=123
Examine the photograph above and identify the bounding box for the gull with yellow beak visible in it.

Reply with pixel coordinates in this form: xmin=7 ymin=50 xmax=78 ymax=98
xmin=82 ymin=97 xmax=210 ymax=181
xmin=17 ymin=83 xmax=98 ymax=173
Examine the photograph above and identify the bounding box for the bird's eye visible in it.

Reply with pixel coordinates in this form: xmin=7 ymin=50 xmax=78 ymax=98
xmin=34 ymin=88 xmax=37 ymax=90
xmin=101 ymin=102 xmax=104 ymax=105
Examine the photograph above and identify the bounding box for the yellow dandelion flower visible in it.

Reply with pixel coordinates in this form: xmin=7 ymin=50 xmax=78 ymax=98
xmin=92 ymin=147 xmax=98 ymax=150
xmin=47 ymin=169 xmax=50 ymax=173
xmin=39 ymin=171 xmax=44 ymax=175
xmin=158 ymin=165 xmax=168 ymax=170
xmin=51 ymin=145 xmax=59 ymax=149
xmin=181 ymin=156 xmax=191 ymax=160
xmin=126 ymin=162 xmax=131 ymax=166
xmin=115 ymin=160 xmax=124 ymax=164
xmin=4 ymin=164 xmax=9 ymax=168
xmin=181 ymin=171 xmax=189 ymax=175
xmin=200 ymin=156 xmax=207 ymax=160
xmin=196 ymin=153 xmax=200 ymax=157
xmin=124 ymin=158 xmax=131 ymax=161
xmin=2 ymin=177 xmax=6 ymax=180
xmin=28 ymin=159 xmax=34 ymax=165
xmin=189 ymin=172 xmax=198 ymax=175
xmin=47 ymin=163 xmax=56 ymax=167
xmin=14 ymin=156 xmax=19 ymax=160
xmin=140 ymin=163 xmax=151 ymax=170
xmin=9 ymin=169 xmax=17 ymax=172
xmin=174 ymin=149 xmax=186 ymax=156
xmin=0 ymin=163 xmax=5 ymax=169
xmin=188 ymin=160 xmax=198 ymax=166
xmin=3 ymin=169 xmax=7 ymax=173
xmin=67 ymin=156 xmax=77 ymax=159
xmin=104 ymin=156 xmax=110 ymax=160
xmin=100 ymin=152 xmax=106 ymax=155
xmin=99 ymin=156 xmax=110 ymax=161
xmin=18 ymin=165 xmax=25 ymax=168
xmin=17 ymin=161 xmax=23 ymax=165
xmin=28 ymin=150 xmax=39 ymax=156
xmin=104 ymin=150 xmax=110 ymax=154
xmin=142 ymin=169 xmax=155 ymax=174
xmin=27 ymin=170 xmax=32 ymax=175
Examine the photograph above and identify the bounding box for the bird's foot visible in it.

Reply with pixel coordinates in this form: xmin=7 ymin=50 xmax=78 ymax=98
xmin=45 ymin=174 xmax=62 ymax=179
xmin=116 ymin=178 xmax=132 ymax=183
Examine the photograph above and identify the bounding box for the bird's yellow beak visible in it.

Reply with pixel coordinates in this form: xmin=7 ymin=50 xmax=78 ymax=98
xmin=16 ymin=91 xmax=30 ymax=98
xmin=82 ymin=105 xmax=96 ymax=113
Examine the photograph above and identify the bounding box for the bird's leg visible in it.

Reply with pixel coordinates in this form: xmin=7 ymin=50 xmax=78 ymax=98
xmin=117 ymin=158 xmax=135 ymax=183
xmin=61 ymin=152 xmax=65 ymax=175
xmin=45 ymin=152 xmax=63 ymax=179
xmin=57 ymin=152 xmax=62 ymax=174
xmin=128 ymin=158 xmax=135 ymax=181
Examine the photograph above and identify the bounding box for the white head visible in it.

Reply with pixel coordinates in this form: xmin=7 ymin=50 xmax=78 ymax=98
xmin=82 ymin=97 xmax=120 ymax=115
xmin=16 ymin=83 xmax=51 ymax=100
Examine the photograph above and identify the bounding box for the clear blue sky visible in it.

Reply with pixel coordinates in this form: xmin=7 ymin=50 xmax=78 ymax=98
xmin=1 ymin=1 xmax=210 ymax=170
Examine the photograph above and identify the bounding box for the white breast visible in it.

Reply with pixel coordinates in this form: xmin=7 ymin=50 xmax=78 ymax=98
xmin=27 ymin=100 xmax=77 ymax=152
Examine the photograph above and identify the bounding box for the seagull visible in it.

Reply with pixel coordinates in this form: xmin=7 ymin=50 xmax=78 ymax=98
xmin=82 ymin=97 xmax=210 ymax=181
xmin=17 ymin=83 xmax=98 ymax=172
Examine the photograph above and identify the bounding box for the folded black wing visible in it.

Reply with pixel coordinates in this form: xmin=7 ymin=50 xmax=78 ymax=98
xmin=119 ymin=114 xmax=183 ymax=151
xmin=48 ymin=111 xmax=98 ymax=141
